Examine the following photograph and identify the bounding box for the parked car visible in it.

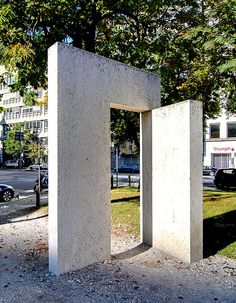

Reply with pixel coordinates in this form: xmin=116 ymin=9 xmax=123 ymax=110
xmin=4 ymin=159 xmax=19 ymax=169
xmin=203 ymin=165 xmax=217 ymax=176
xmin=0 ymin=184 xmax=15 ymax=202
xmin=29 ymin=162 xmax=48 ymax=170
xmin=214 ymin=168 xmax=236 ymax=189
xmin=34 ymin=173 xmax=48 ymax=192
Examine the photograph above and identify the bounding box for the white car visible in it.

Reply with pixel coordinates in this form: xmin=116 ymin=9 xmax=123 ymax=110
xmin=29 ymin=162 xmax=48 ymax=170
xmin=4 ymin=160 xmax=19 ymax=169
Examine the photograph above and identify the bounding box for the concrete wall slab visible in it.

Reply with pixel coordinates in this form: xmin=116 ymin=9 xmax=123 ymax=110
xmin=152 ymin=100 xmax=203 ymax=263
xmin=48 ymin=43 xmax=161 ymax=274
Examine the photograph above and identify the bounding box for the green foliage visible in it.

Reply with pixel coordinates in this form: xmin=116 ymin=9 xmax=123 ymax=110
xmin=111 ymin=109 xmax=139 ymax=151
xmin=26 ymin=140 xmax=44 ymax=160
xmin=181 ymin=0 xmax=236 ymax=117
xmin=0 ymin=0 xmax=235 ymax=145
xmin=4 ymin=123 xmax=30 ymax=158
xmin=4 ymin=123 xmax=44 ymax=160
xmin=23 ymin=91 xmax=38 ymax=106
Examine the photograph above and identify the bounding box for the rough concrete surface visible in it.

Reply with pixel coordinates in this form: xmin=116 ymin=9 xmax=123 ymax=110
xmin=152 ymin=101 xmax=203 ymax=263
xmin=48 ymin=42 xmax=161 ymax=274
xmin=0 ymin=196 xmax=236 ymax=303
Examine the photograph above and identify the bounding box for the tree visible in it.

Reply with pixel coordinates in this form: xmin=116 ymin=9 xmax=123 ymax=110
xmin=0 ymin=0 xmax=144 ymax=95
xmin=0 ymin=0 xmax=160 ymax=148
xmin=178 ymin=0 xmax=236 ymax=117
xmin=26 ymin=140 xmax=45 ymax=161
xmin=0 ymin=0 xmax=235 ymax=147
xmin=4 ymin=123 xmax=30 ymax=159
xmin=111 ymin=109 xmax=139 ymax=150
xmin=4 ymin=123 xmax=44 ymax=161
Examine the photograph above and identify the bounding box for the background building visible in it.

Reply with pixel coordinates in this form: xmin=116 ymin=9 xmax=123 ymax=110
xmin=110 ymin=141 xmax=139 ymax=171
xmin=0 ymin=72 xmax=48 ymax=164
xmin=204 ymin=112 xmax=236 ymax=168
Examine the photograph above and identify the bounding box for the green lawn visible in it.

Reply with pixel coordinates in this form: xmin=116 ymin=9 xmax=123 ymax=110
xmin=111 ymin=187 xmax=236 ymax=259
xmin=203 ymin=191 xmax=236 ymax=218
xmin=111 ymin=187 xmax=140 ymax=237
xmin=203 ymin=190 xmax=236 ymax=259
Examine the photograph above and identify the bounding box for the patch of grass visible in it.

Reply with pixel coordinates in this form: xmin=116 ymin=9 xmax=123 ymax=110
xmin=203 ymin=191 xmax=236 ymax=219
xmin=203 ymin=191 xmax=236 ymax=259
xmin=111 ymin=187 xmax=140 ymax=238
xmin=110 ymin=188 xmax=236 ymax=259
xmin=38 ymin=188 xmax=236 ymax=259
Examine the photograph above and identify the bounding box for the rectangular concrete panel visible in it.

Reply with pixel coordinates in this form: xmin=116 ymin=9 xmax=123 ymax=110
xmin=140 ymin=111 xmax=153 ymax=245
xmin=152 ymin=100 xmax=203 ymax=263
xmin=48 ymin=45 xmax=111 ymax=275
xmin=48 ymin=43 xmax=161 ymax=274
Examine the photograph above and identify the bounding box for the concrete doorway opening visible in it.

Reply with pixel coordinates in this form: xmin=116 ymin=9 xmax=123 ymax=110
xmin=110 ymin=108 xmax=141 ymax=256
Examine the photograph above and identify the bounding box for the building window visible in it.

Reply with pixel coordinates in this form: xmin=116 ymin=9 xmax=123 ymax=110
xmin=227 ymin=123 xmax=236 ymax=137
xmin=3 ymin=75 xmax=13 ymax=86
xmin=210 ymin=124 xmax=220 ymax=138
xmin=44 ymin=120 xmax=48 ymax=132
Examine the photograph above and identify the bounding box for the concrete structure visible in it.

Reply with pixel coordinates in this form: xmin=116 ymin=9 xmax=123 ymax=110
xmin=48 ymin=42 xmax=203 ymax=275
xmin=204 ymin=112 xmax=236 ymax=168
xmin=152 ymin=101 xmax=203 ymax=262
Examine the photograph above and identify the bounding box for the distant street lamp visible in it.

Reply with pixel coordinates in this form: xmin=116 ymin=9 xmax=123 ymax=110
xmin=15 ymin=127 xmax=24 ymax=170
xmin=111 ymin=142 xmax=120 ymax=188
xmin=36 ymin=130 xmax=42 ymax=208
xmin=30 ymin=128 xmax=42 ymax=208
xmin=0 ymin=117 xmax=8 ymax=164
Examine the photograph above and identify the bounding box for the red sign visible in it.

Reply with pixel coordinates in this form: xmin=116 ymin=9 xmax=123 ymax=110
xmin=213 ymin=147 xmax=234 ymax=152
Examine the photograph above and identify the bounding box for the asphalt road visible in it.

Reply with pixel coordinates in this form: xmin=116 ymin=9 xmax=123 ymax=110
xmin=0 ymin=169 xmax=216 ymax=195
xmin=0 ymin=169 xmax=40 ymax=194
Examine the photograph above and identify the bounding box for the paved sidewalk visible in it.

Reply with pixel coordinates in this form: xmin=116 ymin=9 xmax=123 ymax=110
xmin=0 ymin=191 xmax=48 ymax=221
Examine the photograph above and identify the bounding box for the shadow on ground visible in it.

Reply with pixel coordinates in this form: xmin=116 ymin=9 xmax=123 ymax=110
xmin=111 ymin=195 xmax=139 ymax=203
xmin=203 ymin=210 xmax=236 ymax=257
xmin=0 ymin=197 xmax=48 ymax=225
xmin=112 ymin=243 xmax=150 ymax=260
xmin=0 ymin=205 xmax=48 ymax=225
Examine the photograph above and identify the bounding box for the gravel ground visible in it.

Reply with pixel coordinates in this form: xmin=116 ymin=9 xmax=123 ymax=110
xmin=0 ymin=196 xmax=236 ymax=303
